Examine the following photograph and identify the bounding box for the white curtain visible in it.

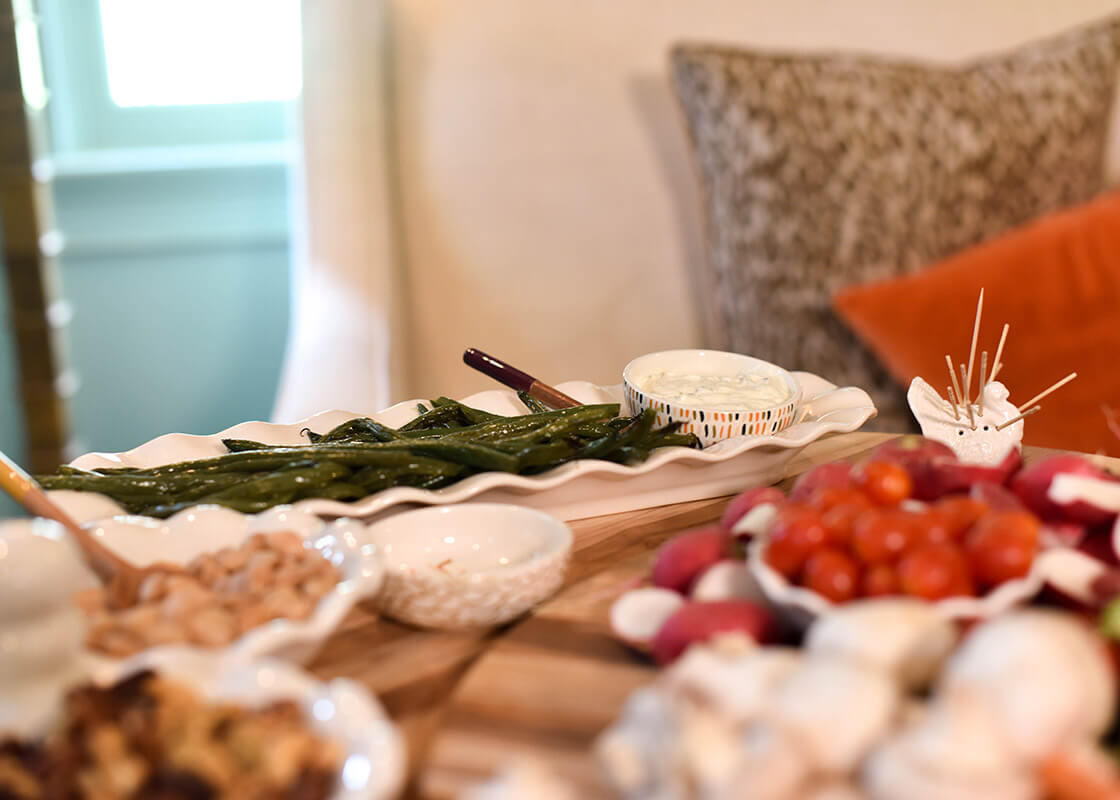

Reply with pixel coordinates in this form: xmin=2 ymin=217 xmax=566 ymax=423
xmin=273 ymin=0 xmax=407 ymax=422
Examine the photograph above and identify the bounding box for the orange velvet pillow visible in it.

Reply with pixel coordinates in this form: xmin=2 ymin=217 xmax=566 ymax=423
xmin=833 ymin=191 xmax=1120 ymax=456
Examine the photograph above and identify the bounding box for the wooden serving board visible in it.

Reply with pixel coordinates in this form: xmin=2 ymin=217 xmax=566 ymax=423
xmin=301 ymin=432 xmax=1109 ymax=798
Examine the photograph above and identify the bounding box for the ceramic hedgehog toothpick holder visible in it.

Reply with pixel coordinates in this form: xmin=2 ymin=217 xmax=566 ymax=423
xmin=907 ymin=377 xmax=1024 ymax=467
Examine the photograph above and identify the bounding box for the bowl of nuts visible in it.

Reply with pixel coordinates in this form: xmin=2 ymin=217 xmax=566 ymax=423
xmin=71 ymin=505 xmax=384 ymax=663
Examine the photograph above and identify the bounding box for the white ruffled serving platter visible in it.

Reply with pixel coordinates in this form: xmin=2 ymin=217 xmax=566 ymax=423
xmin=52 ymin=375 xmax=875 ymax=525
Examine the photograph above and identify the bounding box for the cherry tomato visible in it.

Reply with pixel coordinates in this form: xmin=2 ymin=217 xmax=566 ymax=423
xmin=854 ymin=460 xmax=913 ymax=506
xmin=820 ymin=502 xmax=869 ymax=547
xmin=802 ymin=547 xmax=861 ymax=603
xmin=966 ymin=511 xmax=1040 ymax=586
xmin=862 ymin=564 xmax=901 ymax=597
xmin=898 ymin=543 xmax=975 ymax=601
xmin=909 ymin=508 xmax=954 ymax=548
xmin=808 ymin=487 xmax=874 ymax=513
xmin=852 ymin=510 xmax=916 ymax=565
xmin=764 ymin=506 xmax=828 ymax=578
xmin=933 ymin=496 xmax=988 ymax=539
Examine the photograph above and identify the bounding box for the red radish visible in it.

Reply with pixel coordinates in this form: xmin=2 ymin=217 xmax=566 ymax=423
xmin=1010 ymin=455 xmax=1117 ymax=525
xmin=651 ymin=526 xmax=729 ymax=593
xmin=867 ymin=436 xmax=1019 ymax=500
xmin=609 ymin=587 xmax=684 ymax=650
xmin=789 ymin=462 xmax=853 ymax=502
xmin=1091 ymin=569 xmax=1120 ymax=605
xmin=929 ymin=448 xmax=1022 ymax=499
xmin=1042 ymin=522 xmax=1088 ymax=550
xmin=651 ymin=600 xmax=778 ymax=664
xmin=1077 ymin=525 xmax=1120 ymax=567
xmin=721 ymin=486 xmax=786 ymax=532
xmin=868 ymin=436 xmax=956 ymax=501
xmin=690 ymin=560 xmax=766 ymax=602
xmin=970 ymin=481 xmax=1026 ymax=512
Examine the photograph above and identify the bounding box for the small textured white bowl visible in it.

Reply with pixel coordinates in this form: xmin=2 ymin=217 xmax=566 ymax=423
xmin=85 ymin=506 xmax=384 ymax=664
xmin=367 ymin=503 xmax=572 ymax=630
xmin=99 ymin=648 xmax=406 ymax=800
xmin=747 ymin=530 xmax=1047 ymax=629
xmin=623 ymin=349 xmax=803 ymax=447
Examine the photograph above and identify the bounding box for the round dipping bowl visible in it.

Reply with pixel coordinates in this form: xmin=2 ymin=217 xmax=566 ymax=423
xmin=623 ymin=349 xmax=802 ymax=447
xmin=366 ymin=504 xmax=573 ymax=630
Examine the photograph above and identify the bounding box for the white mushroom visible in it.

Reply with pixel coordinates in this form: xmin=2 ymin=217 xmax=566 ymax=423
xmin=862 ymin=690 xmax=1039 ymax=800
xmin=676 ymin=703 xmax=759 ymax=794
xmin=864 ymin=739 xmax=1038 ymax=800
xmin=806 ymin=599 xmax=957 ymax=690
xmin=941 ymin=610 xmax=1115 ymax=763
xmin=767 ymin=658 xmax=900 ymax=774
xmin=596 ymin=687 xmax=685 ymax=798
xmin=664 ymin=644 xmax=801 ymax=723
xmin=707 ymin=722 xmax=812 ymax=800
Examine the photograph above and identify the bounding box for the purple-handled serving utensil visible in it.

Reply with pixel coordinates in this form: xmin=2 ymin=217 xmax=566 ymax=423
xmin=463 ymin=348 xmax=581 ymax=409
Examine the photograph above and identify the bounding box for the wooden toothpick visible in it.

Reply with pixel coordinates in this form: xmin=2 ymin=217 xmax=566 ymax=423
xmin=989 ymin=324 xmax=1009 ymax=387
xmin=977 ymin=351 xmax=988 ymax=416
xmin=946 ymin=385 xmax=960 ymax=420
xmin=960 ymin=363 xmax=975 ymax=429
xmin=997 ymin=405 xmax=1041 ymax=431
xmin=965 ymin=288 xmax=984 ymax=410
xmin=947 ymin=355 xmax=964 ymax=411
xmin=1018 ymin=372 xmax=1077 ymax=413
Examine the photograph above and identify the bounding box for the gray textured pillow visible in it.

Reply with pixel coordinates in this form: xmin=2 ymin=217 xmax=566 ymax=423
xmin=671 ymin=17 xmax=1120 ymax=431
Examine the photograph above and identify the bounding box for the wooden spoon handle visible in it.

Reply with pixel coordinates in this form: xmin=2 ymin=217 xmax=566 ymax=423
xmin=463 ymin=348 xmax=580 ymax=409
xmin=0 ymin=455 xmax=124 ymax=583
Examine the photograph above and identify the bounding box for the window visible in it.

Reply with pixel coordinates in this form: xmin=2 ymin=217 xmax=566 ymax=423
xmin=36 ymin=0 xmax=302 ymax=158
xmin=99 ymin=0 xmax=301 ymax=108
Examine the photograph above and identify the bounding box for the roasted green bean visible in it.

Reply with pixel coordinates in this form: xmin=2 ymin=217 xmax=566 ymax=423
xmin=39 ymin=397 xmax=699 ymax=517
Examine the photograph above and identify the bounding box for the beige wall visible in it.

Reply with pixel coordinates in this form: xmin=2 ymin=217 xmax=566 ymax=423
xmin=281 ymin=0 xmax=1120 ymax=418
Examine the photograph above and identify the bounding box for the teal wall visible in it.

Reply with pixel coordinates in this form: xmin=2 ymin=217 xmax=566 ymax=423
xmin=52 ymin=164 xmax=292 ymax=455
xmin=0 ymin=260 xmax=27 ymax=517
xmin=62 ymin=247 xmax=289 ymax=454
xmin=0 ymin=162 xmax=291 ymax=517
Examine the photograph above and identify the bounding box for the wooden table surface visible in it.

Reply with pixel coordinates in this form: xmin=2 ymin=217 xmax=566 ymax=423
xmin=301 ymin=432 xmax=1103 ymax=798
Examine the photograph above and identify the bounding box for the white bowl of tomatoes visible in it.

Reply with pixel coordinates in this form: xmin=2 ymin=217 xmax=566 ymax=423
xmin=745 ymin=442 xmax=1049 ymax=626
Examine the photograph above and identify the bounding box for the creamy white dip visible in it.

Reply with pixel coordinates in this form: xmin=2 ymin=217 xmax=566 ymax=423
xmin=638 ymin=371 xmax=791 ymax=411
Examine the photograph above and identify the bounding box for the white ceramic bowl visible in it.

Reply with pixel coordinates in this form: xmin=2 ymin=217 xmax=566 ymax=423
xmin=84 ymin=506 xmax=385 ymax=663
xmin=622 ymin=350 xmax=803 ymax=447
xmin=746 ymin=530 xmax=1047 ymax=629
xmin=97 ymin=648 xmax=406 ymax=800
xmin=367 ymin=503 xmax=572 ymax=630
